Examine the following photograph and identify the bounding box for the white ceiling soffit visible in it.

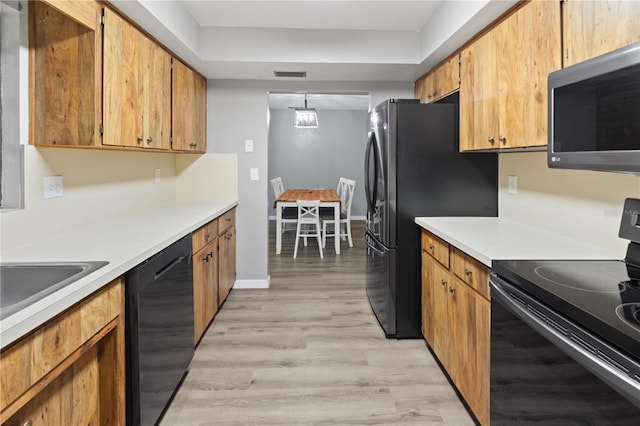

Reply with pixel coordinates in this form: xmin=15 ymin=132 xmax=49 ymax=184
xmin=110 ymin=0 xmax=518 ymax=82
xmin=268 ymin=93 xmax=370 ymax=110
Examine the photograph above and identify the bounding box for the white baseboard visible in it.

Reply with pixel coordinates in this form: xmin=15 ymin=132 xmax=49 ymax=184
xmin=233 ymin=276 xmax=270 ymax=289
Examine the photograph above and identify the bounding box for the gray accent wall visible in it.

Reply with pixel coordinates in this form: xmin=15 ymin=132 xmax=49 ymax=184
xmin=207 ymin=79 xmax=412 ymax=285
xmin=268 ymin=109 xmax=368 ymax=219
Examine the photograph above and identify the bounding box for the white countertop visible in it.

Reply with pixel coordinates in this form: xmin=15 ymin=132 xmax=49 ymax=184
xmin=415 ymin=217 xmax=622 ymax=267
xmin=1 ymin=200 xmax=237 ymax=348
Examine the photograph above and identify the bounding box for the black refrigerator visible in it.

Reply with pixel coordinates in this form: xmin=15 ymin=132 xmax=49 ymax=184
xmin=364 ymin=97 xmax=497 ymax=338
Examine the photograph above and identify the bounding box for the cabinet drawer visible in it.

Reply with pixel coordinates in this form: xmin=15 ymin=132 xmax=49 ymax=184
xmin=218 ymin=208 xmax=236 ymax=234
xmin=0 ymin=278 xmax=123 ymax=413
xmin=452 ymin=247 xmax=490 ymax=299
xmin=193 ymin=219 xmax=218 ymax=253
xmin=421 ymin=230 xmax=450 ymax=268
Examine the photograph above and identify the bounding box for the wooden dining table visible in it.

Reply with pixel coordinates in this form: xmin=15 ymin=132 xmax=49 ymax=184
xmin=275 ymin=188 xmax=342 ymax=255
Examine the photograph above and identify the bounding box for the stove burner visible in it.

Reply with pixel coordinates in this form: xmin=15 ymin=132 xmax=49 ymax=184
xmin=615 ymin=303 xmax=640 ymax=333
xmin=534 ymin=265 xmax=627 ymax=293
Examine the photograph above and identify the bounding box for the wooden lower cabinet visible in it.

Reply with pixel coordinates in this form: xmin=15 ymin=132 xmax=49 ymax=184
xmin=192 ymin=207 xmax=236 ymax=344
xmin=193 ymin=236 xmax=219 ymax=344
xmin=0 ymin=278 xmax=125 ymax=425
xmin=218 ymin=224 xmax=236 ymax=307
xmin=421 ymin=230 xmax=490 ymax=425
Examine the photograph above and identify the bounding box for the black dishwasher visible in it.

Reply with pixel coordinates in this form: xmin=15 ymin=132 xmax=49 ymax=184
xmin=125 ymin=234 xmax=194 ymax=426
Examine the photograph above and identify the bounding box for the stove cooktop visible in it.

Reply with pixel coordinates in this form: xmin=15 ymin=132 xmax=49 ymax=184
xmin=492 ymin=259 xmax=640 ymax=362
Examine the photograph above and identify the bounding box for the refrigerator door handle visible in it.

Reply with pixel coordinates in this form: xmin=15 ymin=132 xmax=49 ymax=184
xmin=364 ymin=131 xmax=379 ymax=213
xmin=365 ymin=230 xmax=386 ymax=256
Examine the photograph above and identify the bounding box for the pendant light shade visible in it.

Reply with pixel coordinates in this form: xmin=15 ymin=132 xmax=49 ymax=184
xmin=293 ymin=94 xmax=319 ymax=128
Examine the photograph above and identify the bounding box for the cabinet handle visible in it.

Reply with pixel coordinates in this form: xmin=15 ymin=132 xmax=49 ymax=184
xmin=441 ymin=279 xmax=448 ymax=286
xmin=137 ymin=136 xmax=144 ymax=144
xmin=146 ymin=136 xmax=153 ymax=144
xmin=226 ymin=233 xmax=233 ymax=240
xmin=449 ymin=286 xmax=456 ymax=293
xmin=429 ymin=244 xmax=434 ymax=250
xmin=23 ymin=421 xmax=33 ymax=426
xmin=208 ymin=251 xmax=214 ymax=258
xmin=487 ymin=136 xmax=495 ymax=144
xmin=465 ymin=268 xmax=472 ymax=276
xmin=205 ymin=233 xmax=210 ymax=240
xmin=499 ymin=135 xmax=506 ymax=144
xmin=203 ymin=255 xmax=209 ymax=263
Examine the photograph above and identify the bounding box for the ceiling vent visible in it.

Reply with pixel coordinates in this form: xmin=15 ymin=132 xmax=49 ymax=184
xmin=274 ymin=71 xmax=307 ymax=78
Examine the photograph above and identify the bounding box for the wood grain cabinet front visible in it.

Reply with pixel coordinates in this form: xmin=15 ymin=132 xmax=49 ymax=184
xmin=218 ymin=214 xmax=236 ymax=307
xmin=172 ymin=58 xmax=207 ymax=153
xmin=459 ymin=0 xmax=561 ymax=151
xmin=562 ymin=0 xmax=640 ymax=67
xmin=0 ymin=278 xmax=125 ymax=426
xmin=421 ymin=229 xmax=490 ymax=425
xmin=102 ymin=7 xmax=171 ymax=150
xmin=30 ymin=0 xmax=103 ymax=147
xmin=193 ymin=233 xmax=219 ymax=345
xmin=414 ymin=54 xmax=460 ymax=103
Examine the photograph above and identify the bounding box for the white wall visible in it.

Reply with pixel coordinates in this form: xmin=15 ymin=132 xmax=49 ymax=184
xmin=1 ymin=147 xmax=239 ymax=252
xmin=207 ymin=80 xmax=412 ymax=285
xmin=498 ymin=151 xmax=640 ymax=256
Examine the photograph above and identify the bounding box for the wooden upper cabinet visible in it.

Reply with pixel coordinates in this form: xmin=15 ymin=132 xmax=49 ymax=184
xmin=415 ymin=54 xmax=460 ymax=103
xmin=562 ymin=0 xmax=640 ymax=67
xmin=103 ymin=7 xmax=171 ymax=150
xmin=30 ymin=0 xmax=103 ymax=147
xmin=459 ymin=0 xmax=561 ymax=151
xmin=172 ymin=58 xmax=207 ymax=152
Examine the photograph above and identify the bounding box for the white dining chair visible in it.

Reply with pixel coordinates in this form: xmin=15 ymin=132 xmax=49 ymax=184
xmin=271 ymin=177 xmax=297 ymax=232
xmin=322 ymin=178 xmax=355 ymax=248
xmin=294 ymin=200 xmax=323 ymax=259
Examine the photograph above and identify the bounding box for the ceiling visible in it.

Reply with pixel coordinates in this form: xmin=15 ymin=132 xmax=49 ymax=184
xmin=111 ymin=0 xmax=518 ymax=83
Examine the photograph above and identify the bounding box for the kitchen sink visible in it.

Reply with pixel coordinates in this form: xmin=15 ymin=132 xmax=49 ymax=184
xmin=0 ymin=261 xmax=109 ymax=319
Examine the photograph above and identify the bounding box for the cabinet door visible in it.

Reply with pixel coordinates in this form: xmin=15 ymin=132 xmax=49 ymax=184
xmin=31 ymin=0 xmax=102 ymax=147
xmin=429 ymin=260 xmax=452 ymax=371
xmin=172 ymin=59 xmax=206 ymax=152
xmin=139 ymin=34 xmax=171 ymax=150
xmin=498 ymin=0 xmax=561 ymax=149
xmin=415 ymin=72 xmax=435 ymax=103
xmin=448 ymin=276 xmax=490 ymax=426
xmin=460 ymin=0 xmax=561 ymax=151
xmin=193 ymin=240 xmax=218 ymax=344
xmin=218 ymin=226 xmax=236 ymax=306
xmin=103 ymin=7 xmax=141 ymax=148
xmin=421 ymin=251 xmax=434 ymax=343
xmin=195 ymin=72 xmax=208 ymax=151
xmin=415 ymin=54 xmax=459 ymax=104
xmin=460 ymin=31 xmax=499 ymax=151
xmin=563 ymin=0 xmax=640 ymax=67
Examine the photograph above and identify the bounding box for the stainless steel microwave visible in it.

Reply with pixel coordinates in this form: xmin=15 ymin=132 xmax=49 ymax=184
xmin=548 ymin=41 xmax=640 ymax=173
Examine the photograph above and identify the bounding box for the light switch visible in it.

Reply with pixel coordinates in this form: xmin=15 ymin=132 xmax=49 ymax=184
xmin=250 ymin=168 xmax=259 ymax=181
xmin=245 ymin=139 xmax=254 ymax=153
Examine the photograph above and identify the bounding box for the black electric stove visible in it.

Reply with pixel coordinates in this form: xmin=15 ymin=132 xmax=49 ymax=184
xmin=488 ymin=199 xmax=640 ymax=423
xmin=492 ymin=258 xmax=640 ymax=363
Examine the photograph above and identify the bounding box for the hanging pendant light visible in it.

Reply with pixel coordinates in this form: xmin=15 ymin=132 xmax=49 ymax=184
xmin=293 ymin=94 xmax=319 ymax=128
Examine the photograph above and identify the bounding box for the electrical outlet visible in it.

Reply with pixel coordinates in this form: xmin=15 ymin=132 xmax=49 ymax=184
xmin=44 ymin=175 xmax=64 ymax=199
xmin=507 ymin=175 xmax=517 ymax=194
xmin=245 ymin=139 xmax=254 ymax=153
xmin=155 ymin=168 xmax=161 ymax=183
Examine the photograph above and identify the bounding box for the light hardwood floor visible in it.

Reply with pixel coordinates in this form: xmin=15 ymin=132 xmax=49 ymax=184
xmin=160 ymin=221 xmax=474 ymax=425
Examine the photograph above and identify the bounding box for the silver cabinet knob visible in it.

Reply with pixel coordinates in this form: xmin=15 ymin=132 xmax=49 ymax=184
xmin=449 ymin=287 xmax=456 ymax=294
xmin=465 ymin=268 xmax=472 ymax=276
xmin=499 ymin=135 xmax=506 ymax=144
xmin=488 ymin=136 xmax=495 ymax=144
